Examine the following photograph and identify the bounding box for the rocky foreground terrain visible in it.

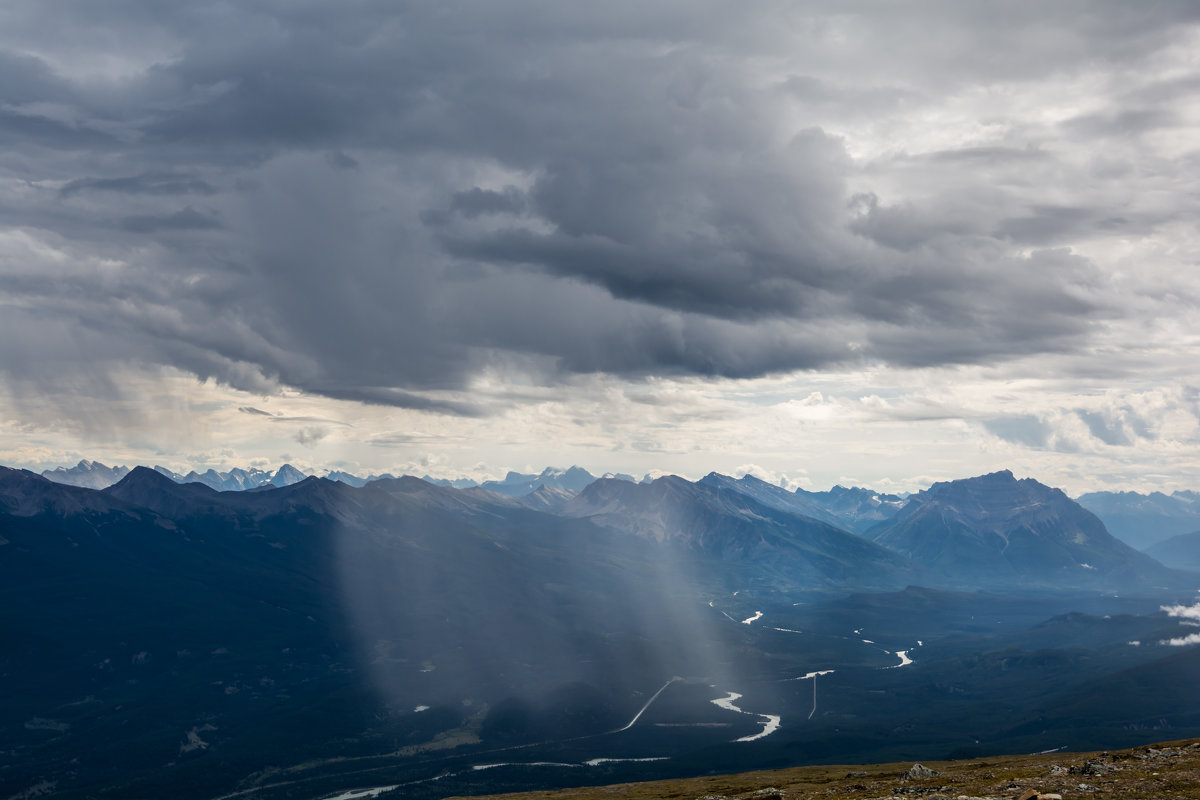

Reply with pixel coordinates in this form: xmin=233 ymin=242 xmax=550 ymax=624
xmin=450 ymin=739 xmax=1200 ymax=800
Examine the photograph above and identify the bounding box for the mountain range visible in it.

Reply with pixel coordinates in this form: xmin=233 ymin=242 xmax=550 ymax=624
xmin=41 ymin=459 xmax=312 ymax=492
xmin=39 ymin=458 xmax=131 ymax=489
xmin=4 ymin=462 xmax=1200 ymax=799
xmin=39 ymin=460 xmax=1200 ymax=557
xmin=19 ymin=465 xmax=1189 ymax=600
xmin=1075 ymin=489 xmax=1200 ymax=550
xmin=868 ymin=470 xmax=1179 ymax=590
xmin=1146 ymin=530 xmax=1200 ymax=572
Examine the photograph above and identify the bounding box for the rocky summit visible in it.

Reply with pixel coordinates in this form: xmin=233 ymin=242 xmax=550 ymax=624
xmin=866 ymin=470 xmax=1183 ymax=590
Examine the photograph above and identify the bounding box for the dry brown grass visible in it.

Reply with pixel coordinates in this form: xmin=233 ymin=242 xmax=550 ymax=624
xmin=447 ymin=739 xmax=1200 ymax=800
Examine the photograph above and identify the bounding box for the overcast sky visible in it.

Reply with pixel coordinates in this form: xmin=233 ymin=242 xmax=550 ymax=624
xmin=2 ymin=2 xmax=1199 ymax=493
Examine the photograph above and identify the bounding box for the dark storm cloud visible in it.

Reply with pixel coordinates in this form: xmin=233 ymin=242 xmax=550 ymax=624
xmin=2 ymin=2 xmax=1198 ymax=410
xmin=0 ymin=107 xmax=118 ymax=149
xmin=314 ymin=386 xmax=485 ymax=417
xmin=120 ymin=207 xmax=222 ymax=233
xmin=448 ymin=187 xmax=526 ymax=219
xmin=60 ymin=174 xmax=215 ymax=198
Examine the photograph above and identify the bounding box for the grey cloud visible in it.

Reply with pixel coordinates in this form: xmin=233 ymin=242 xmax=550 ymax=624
xmin=315 ymin=386 xmax=485 ymax=418
xmin=1076 ymin=410 xmax=1134 ymax=446
xmin=237 ymin=406 xmax=353 ymax=426
xmin=368 ymin=432 xmax=461 ymax=448
xmin=0 ymin=107 xmax=118 ymax=149
xmin=61 ymin=174 xmax=215 ymax=198
xmin=328 ymin=151 xmax=359 ymax=170
xmin=445 ymin=228 xmax=817 ymax=322
xmin=445 ymin=273 xmax=854 ymax=379
xmin=120 ymin=207 xmax=222 ymax=233
xmin=781 ymin=74 xmax=922 ymax=116
xmin=295 ymin=426 xmax=329 ymax=446
xmin=848 ymin=193 xmax=981 ymax=251
xmin=449 ymin=187 xmax=526 ymax=218
xmin=995 ymin=206 xmax=1094 ymax=246
xmin=273 ymin=415 xmax=352 ymax=426
xmin=1120 ymin=72 xmax=1200 ymax=107
xmin=1062 ymin=107 xmax=1182 ymax=139
xmin=1 ymin=2 xmax=1198 ymax=411
xmin=0 ymin=50 xmax=66 ymax=105
xmin=920 ymin=146 xmax=1050 ymax=165
xmin=982 ymin=415 xmax=1053 ymax=449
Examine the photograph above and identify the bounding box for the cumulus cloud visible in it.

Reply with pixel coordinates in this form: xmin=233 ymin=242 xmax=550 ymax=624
xmin=1160 ymin=602 xmax=1200 ymax=646
xmin=979 ymin=386 xmax=1200 ymax=454
xmin=1162 ymin=602 xmax=1200 ymax=622
xmin=1164 ymin=633 xmax=1200 ymax=647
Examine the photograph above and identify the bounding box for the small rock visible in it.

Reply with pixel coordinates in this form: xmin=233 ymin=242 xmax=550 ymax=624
xmin=906 ymin=764 xmax=940 ymax=779
xmin=1076 ymin=783 xmax=1097 ymax=793
xmin=1040 ymin=795 xmax=1063 ymax=800
xmin=1069 ymin=758 xmax=1114 ymax=776
xmin=893 ymin=787 xmax=950 ymax=795
xmin=846 ymin=771 xmax=868 ymax=778
xmin=1046 ymin=765 xmax=1067 ymax=776
xmin=1015 ymin=790 xmax=1039 ymax=800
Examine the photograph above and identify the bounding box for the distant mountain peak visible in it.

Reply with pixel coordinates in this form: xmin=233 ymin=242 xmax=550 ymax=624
xmin=1076 ymin=487 xmax=1200 ymax=550
xmin=117 ymin=464 xmax=177 ymax=487
xmin=871 ymin=470 xmax=1182 ymax=590
xmin=568 ymin=473 xmax=913 ymax=590
xmin=270 ymin=463 xmax=309 ymax=487
xmin=480 ymin=466 xmax=597 ymax=496
xmin=41 ymin=459 xmax=131 ymax=490
xmin=723 ymin=472 xmax=774 ymax=488
xmin=105 ymin=466 xmax=218 ymax=509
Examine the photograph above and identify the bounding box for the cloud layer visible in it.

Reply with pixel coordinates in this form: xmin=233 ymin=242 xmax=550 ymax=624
xmin=2 ymin=3 xmax=1199 ymax=484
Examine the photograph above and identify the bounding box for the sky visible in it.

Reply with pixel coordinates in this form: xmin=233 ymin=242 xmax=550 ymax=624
xmin=2 ymin=2 xmax=1199 ymax=494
